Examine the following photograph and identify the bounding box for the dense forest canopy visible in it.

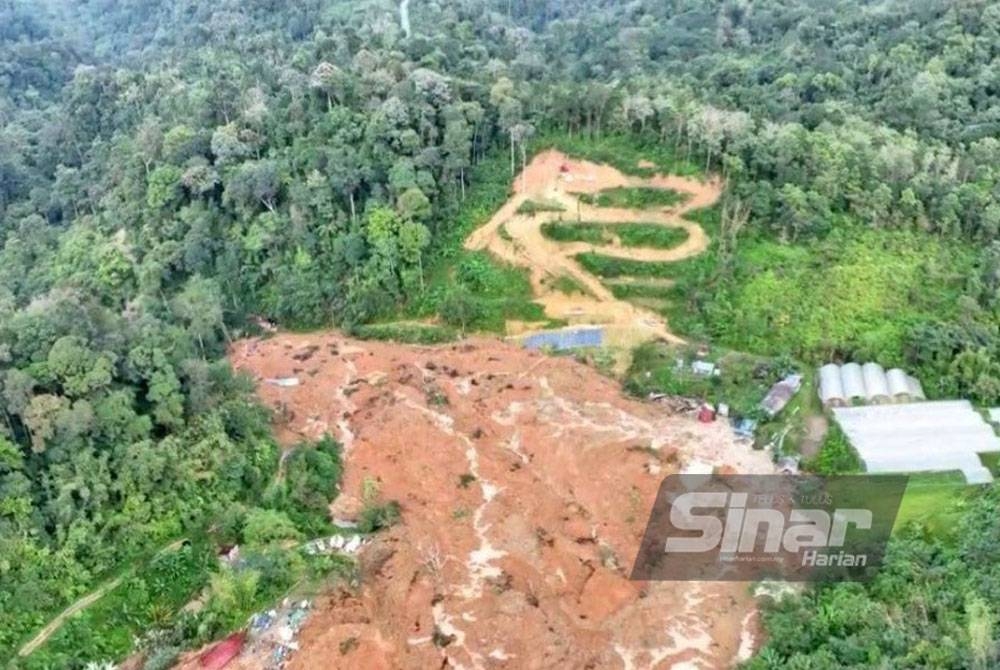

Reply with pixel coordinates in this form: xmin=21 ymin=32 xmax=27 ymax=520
xmin=1 ymin=0 xmax=999 ymax=667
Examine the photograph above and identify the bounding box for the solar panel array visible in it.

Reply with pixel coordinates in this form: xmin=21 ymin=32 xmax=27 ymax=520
xmin=522 ymin=327 xmax=604 ymax=351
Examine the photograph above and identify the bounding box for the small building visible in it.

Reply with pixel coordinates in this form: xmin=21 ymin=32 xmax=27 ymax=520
xmin=760 ymin=374 xmax=803 ymax=417
xmin=691 ymin=361 xmax=718 ymax=376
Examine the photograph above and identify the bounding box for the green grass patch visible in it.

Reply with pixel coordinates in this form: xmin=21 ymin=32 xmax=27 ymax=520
xmin=894 ymin=472 xmax=971 ymax=538
xmin=616 ymin=223 xmax=689 ymax=249
xmin=542 ymin=221 xmax=609 ymax=245
xmin=536 ymin=131 xmax=703 ymax=178
xmin=544 ymin=222 xmax=689 ymax=251
xmin=979 ymin=451 xmax=1000 ymax=476
xmin=354 ymin=322 xmax=457 ymax=344
xmin=625 ymin=341 xmax=793 ymax=417
xmin=664 ymin=225 xmax=977 ymax=366
xmin=608 ymin=281 xmax=675 ymax=300
xmin=517 ymin=198 xmax=565 ymax=215
xmin=804 ymin=423 xmax=862 ymax=474
xmin=579 ymin=186 xmax=687 ymax=209
xmin=548 ymin=274 xmax=590 ymax=296
xmin=576 ymin=252 xmax=676 ymax=279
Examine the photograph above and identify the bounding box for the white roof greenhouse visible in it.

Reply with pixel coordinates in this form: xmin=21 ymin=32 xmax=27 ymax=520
xmin=832 ymin=401 xmax=1000 ymax=484
xmin=819 ymin=363 xmax=925 ymax=406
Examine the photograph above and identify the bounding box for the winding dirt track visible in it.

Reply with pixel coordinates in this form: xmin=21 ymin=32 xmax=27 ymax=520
xmin=465 ymin=150 xmax=722 ymax=346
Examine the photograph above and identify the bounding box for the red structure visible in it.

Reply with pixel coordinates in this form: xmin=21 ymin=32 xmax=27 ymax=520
xmin=697 ymin=405 xmax=716 ymax=423
xmin=200 ymin=632 xmax=246 ymax=670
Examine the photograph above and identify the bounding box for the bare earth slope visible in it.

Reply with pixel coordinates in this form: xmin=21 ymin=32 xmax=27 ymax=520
xmin=231 ymin=333 xmax=773 ymax=669
xmin=465 ymin=150 xmax=722 ymax=346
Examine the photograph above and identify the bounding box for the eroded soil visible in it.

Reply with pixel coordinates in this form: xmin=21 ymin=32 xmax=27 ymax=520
xmin=227 ymin=333 xmax=773 ymax=669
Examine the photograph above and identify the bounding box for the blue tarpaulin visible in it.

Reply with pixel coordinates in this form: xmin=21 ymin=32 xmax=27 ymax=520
xmin=522 ymin=328 xmax=604 ymax=351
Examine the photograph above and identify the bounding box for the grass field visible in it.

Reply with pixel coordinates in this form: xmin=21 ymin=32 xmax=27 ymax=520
xmin=541 ymin=132 xmax=703 ymax=178
xmin=579 ymin=186 xmax=687 ymax=209
xmin=517 ymin=198 xmax=565 ymax=215
xmin=542 ymin=221 xmax=689 ymax=250
xmin=893 ymin=472 xmax=974 ymax=538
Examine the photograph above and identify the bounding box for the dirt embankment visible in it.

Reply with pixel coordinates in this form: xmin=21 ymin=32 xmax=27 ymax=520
xmin=230 ymin=333 xmax=773 ymax=669
xmin=465 ymin=150 xmax=722 ymax=347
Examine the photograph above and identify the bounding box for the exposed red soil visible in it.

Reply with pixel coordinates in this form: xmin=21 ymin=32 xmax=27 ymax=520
xmin=225 ymin=333 xmax=773 ymax=669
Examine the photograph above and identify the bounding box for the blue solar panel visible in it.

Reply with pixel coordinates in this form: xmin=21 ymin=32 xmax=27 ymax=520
xmin=522 ymin=328 xmax=604 ymax=351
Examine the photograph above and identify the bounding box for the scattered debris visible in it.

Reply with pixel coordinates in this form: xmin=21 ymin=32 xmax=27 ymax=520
xmin=245 ymin=599 xmax=313 ymax=669
xmin=648 ymin=393 xmax=702 ymax=414
xmin=303 ymin=533 xmax=369 ymax=556
xmin=681 ymin=459 xmax=714 ymax=476
xmin=252 ymin=316 xmax=279 ymax=333
xmin=691 ymin=360 xmax=720 ymax=377
xmin=732 ymin=417 xmax=758 ymax=440
xmin=760 ymin=374 xmax=802 ymax=417
xmin=698 ymin=404 xmax=717 ymax=423
xmin=776 ymin=456 xmax=800 ymax=475
xmin=265 ymin=377 xmax=301 ymax=388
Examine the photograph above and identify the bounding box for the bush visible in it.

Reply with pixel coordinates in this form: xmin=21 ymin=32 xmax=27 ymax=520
xmin=805 ymin=425 xmax=862 ymax=474
xmin=358 ymin=501 xmax=401 ymax=534
xmin=578 ymin=187 xmax=687 ymax=209
xmin=242 ymin=509 xmax=301 ymax=547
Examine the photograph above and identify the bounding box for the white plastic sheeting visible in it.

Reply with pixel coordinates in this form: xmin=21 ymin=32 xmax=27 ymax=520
xmin=862 ymin=363 xmax=890 ymax=401
xmin=819 ymin=362 xmax=924 ymax=406
xmin=841 ymin=363 xmax=865 ymax=400
xmin=886 ymin=368 xmax=910 ymax=398
xmin=819 ymin=364 xmax=845 ymax=406
xmin=832 ymin=401 xmax=1000 ymax=484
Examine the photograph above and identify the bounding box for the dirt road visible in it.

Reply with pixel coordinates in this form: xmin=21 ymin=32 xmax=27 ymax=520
xmin=17 ymin=538 xmax=188 ymax=658
xmin=465 ymin=149 xmax=722 ymax=347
